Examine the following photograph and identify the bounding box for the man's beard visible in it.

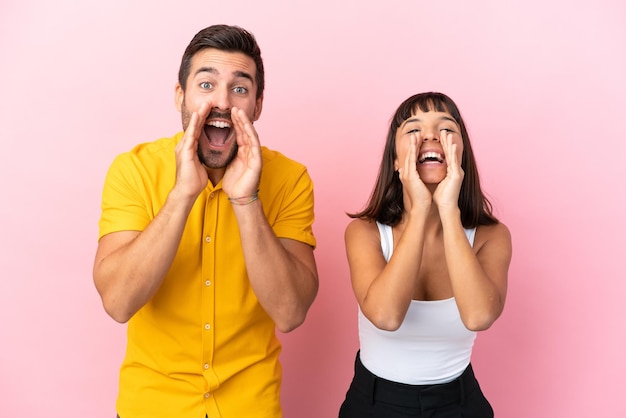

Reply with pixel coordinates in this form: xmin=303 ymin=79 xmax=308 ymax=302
xmin=197 ymin=142 xmax=238 ymax=169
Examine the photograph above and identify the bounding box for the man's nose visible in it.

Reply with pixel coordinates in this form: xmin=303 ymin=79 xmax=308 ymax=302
xmin=212 ymin=86 xmax=231 ymax=111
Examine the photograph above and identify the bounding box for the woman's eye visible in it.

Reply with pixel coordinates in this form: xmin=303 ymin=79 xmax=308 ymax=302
xmin=440 ymin=128 xmax=454 ymax=133
xmin=233 ymin=86 xmax=248 ymax=94
xmin=200 ymin=82 xmax=212 ymax=89
xmin=408 ymin=128 xmax=420 ymax=134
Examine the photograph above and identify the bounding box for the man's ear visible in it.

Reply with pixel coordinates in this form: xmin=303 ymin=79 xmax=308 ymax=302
xmin=174 ymin=82 xmax=184 ymax=112
xmin=253 ymin=95 xmax=264 ymax=121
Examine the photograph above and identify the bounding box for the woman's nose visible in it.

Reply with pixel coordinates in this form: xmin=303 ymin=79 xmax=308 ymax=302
xmin=421 ymin=129 xmax=439 ymax=141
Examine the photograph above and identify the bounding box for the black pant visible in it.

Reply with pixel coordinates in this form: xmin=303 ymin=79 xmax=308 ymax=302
xmin=339 ymin=352 xmax=494 ymax=418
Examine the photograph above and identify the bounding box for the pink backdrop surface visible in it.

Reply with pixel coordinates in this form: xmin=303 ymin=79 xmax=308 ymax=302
xmin=1 ymin=1 xmax=625 ymax=417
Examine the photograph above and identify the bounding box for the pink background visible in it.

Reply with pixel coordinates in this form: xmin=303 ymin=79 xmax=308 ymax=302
xmin=1 ymin=1 xmax=625 ymax=417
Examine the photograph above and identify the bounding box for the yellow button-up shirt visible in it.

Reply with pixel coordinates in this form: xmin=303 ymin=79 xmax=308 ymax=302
xmin=98 ymin=132 xmax=316 ymax=418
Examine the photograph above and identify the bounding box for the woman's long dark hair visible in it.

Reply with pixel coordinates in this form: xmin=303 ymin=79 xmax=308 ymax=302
xmin=349 ymin=92 xmax=498 ymax=228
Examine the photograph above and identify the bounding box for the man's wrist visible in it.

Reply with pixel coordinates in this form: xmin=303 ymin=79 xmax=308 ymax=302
xmin=228 ymin=190 xmax=260 ymax=205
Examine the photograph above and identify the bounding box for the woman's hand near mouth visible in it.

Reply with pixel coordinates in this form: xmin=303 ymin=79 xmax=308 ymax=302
xmin=433 ymin=132 xmax=464 ymax=215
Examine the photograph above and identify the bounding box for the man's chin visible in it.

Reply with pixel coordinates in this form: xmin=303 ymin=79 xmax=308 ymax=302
xmin=198 ymin=145 xmax=238 ymax=169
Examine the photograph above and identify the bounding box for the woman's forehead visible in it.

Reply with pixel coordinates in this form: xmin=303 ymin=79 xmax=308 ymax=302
xmin=411 ymin=99 xmax=450 ymax=114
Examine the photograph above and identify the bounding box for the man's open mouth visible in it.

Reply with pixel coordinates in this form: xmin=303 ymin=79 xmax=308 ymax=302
xmin=204 ymin=120 xmax=232 ymax=147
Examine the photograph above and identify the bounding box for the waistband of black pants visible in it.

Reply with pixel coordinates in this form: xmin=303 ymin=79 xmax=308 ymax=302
xmin=353 ymin=351 xmax=480 ymax=408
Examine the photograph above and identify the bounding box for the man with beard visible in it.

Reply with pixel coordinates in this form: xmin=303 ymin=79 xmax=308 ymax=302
xmin=93 ymin=25 xmax=318 ymax=418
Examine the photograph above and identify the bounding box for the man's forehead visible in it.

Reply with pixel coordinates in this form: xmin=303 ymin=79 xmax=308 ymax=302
xmin=190 ymin=49 xmax=256 ymax=76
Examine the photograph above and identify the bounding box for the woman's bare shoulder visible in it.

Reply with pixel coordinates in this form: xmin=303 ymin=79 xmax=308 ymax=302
xmin=345 ymin=218 xmax=381 ymax=243
xmin=478 ymin=221 xmax=511 ymax=237
xmin=475 ymin=221 xmax=512 ymax=252
xmin=346 ymin=217 xmax=377 ymax=233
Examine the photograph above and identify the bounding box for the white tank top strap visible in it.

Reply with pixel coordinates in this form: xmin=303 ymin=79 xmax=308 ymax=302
xmin=376 ymin=221 xmax=393 ymax=261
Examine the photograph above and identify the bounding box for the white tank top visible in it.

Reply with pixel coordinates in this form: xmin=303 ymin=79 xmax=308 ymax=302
xmin=358 ymin=222 xmax=477 ymax=385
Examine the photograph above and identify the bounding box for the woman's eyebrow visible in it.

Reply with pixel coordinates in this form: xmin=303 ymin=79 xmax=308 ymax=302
xmin=403 ymin=116 xmax=458 ymax=125
xmin=439 ymin=116 xmax=459 ymax=125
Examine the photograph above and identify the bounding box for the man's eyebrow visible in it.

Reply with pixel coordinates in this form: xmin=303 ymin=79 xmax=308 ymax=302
xmin=233 ymin=70 xmax=254 ymax=83
xmin=193 ymin=67 xmax=254 ymax=83
xmin=194 ymin=66 xmax=218 ymax=77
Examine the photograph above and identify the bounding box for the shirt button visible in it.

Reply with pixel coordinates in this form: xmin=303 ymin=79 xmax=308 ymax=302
xmin=204 ymin=363 xmax=209 ymax=370
xmin=205 ymin=323 xmax=211 ymax=330
xmin=209 ymin=192 xmax=215 ymax=199
xmin=205 ymin=280 xmax=211 ymax=286
xmin=205 ymin=236 xmax=212 ymax=243
xmin=204 ymin=392 xmax=210 ymax=398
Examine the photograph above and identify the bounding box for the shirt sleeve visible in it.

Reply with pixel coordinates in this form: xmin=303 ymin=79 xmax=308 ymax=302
xmin=274 ymin=167 xmax=316 ymax=248
xmin=97 ymin=152 xmax=153 ymax=240
xmin=260 ymin=153 xmax=316 ymax=249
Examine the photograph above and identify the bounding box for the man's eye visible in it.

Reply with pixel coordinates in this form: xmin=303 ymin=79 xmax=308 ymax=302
xmin=200 ymin=82 xmax=212 ymax=89
xmin=233 ymin=86 xmax=247 ymax=94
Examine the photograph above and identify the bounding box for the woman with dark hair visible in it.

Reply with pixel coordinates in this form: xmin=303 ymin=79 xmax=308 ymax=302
xmin=339 ymin=92 xmax=512 ymax=417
